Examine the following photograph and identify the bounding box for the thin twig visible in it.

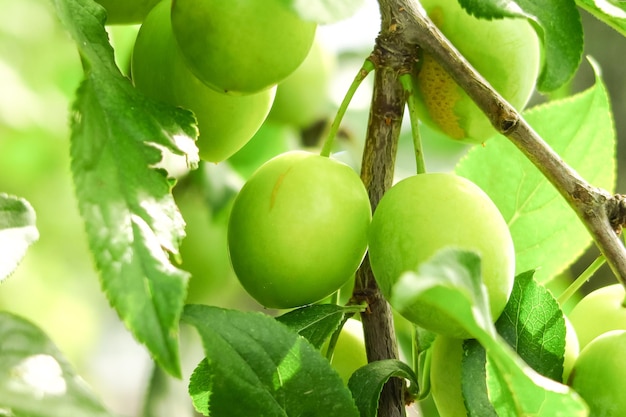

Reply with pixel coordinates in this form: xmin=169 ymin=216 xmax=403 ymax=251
xmin=395 ymin=1 xmax=626 ymax=288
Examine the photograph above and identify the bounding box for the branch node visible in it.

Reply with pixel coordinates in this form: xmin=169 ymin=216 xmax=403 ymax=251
xmin=607 ymin=194 xmax=626 ymax=234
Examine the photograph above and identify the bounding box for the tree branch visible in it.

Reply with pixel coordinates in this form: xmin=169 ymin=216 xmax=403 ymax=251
xmin=351 ymin=2 xmax=423 ymax=417
xmin=398 ymin=1 xmax=626 ymax=287
xmin=355 ymin=1 xmax=626 ymax=415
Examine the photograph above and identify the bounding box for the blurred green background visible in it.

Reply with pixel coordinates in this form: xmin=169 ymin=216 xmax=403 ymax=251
xmin=1 ymin=0 xmax=624 ymax=415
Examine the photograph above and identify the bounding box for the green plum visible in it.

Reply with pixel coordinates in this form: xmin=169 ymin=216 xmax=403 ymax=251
xmin=568 ymin=284 xmax=626 ymax=349
xmin=227 ymin=122 xmax=297 ymax=179
xmin=431 ymin=320 xmax=578 ymax=416
xmin=329 ymin=318 xmax=368 ymax=384
xmin=268 ymin=37 xmax=336 ymax=128
xmin=414 ymin=0 xmax=541 ymax=143
xmin=94 ymin=0 xmax=160 ymax=24
xmin=171 ymin=0 xmax=317 ymax=94
xmin=569 ymin=330 xmax=626 ymax=416
xmin=368 ymin=173 xmax=515 ymax=338
xmin=430 ymin=336 xmax=466 ymax=417
xmin=131 ymin=0 xmax=275 ymax=162
xmin=227 ymin=151 xmax=371 ymax=309
xmin=563 ymin=316 xmax=580 ymax=382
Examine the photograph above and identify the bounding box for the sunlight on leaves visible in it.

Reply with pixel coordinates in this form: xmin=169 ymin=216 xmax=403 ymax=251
xmin=391 ymin=249 xmax=588 ymax=416
xmin=0 ymin=194 xmax=38 ymax=282
xmin=0 ymin=312 xmax=116 ymax=417
xmin=456 ymin=64 xmax=616 ymax=283
xmin=183 ymin=305 xmax=359 ymax=417
xmin=51 ymin=0 xmax=200 ymax=377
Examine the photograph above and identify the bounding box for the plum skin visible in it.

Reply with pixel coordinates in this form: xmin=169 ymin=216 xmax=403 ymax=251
xmin=368 ymin=173 xmax=515 ymax=338
xmin=227 ymin=151 xmax=371 ymax=309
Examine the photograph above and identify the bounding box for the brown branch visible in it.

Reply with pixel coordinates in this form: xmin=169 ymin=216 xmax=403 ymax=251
xmin=355 ymin=0 xmax=626 ymax=415
xmin=395 ymin=1 xmax=626 ymax=287
xmin=351 ymin=3 xmax=423 ymax=417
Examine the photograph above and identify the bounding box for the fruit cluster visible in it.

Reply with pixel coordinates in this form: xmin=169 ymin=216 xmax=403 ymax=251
xmin=108 ymin=0 xmax=321 ymax=163
xmin=98 ymin=1 xmax=625 ymax=415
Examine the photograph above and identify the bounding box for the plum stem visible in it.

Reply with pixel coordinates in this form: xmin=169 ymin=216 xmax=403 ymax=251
xmin=319 ymin=59 xmax=374 ymax=158
xmin=399 ymin=73 xmax=426 ymax=174
xmin=558 ymin=255 xmax=606 ymax=306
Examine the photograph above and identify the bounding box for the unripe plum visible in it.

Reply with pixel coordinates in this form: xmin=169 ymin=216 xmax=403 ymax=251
xmin=569 ymin=330 xmax=626 ymax=416
xmin=171 ymin=0 xmax=317 ymax=94
xmin=567 ymin=283 xmax=626 ymax=349
xmin=414 ymin=0 xmax=541 ymax=143
xmin=268 ymin=38 xmax=336 ymax=128
xmin=329 ymin=318 xmax=368 ymax=384
xmin=227 ymin=151 xmax=371 ymax=309
xmin=368 ymin=173 xmax=515 ymax=338
xmin=131 ymin=0 xmax=275 ymax=162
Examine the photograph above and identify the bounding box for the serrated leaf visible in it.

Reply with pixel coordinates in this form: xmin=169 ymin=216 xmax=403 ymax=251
xmin=518 ymin=0 xmax=583 ymax=91
xmin=276 ymin=304 xmax=364 ymax=349
xmin=459 ymin=0 xmax=583 ymax=92
xmin=52 ymin=0 xmax=200 ymax=377
xmin=0 ymin=194 xmax=38 ymax=282
xmin=462 ymin=341 xmax=498 ymax=417
xmin=347 ymin=360 xmax=419 ymax=417
xmin=484 ymin=354 xmax=587 ymax=417
xmin=277 ymin=0 xmax=365 ymax=24
xmin=463 ymin=271 xmax=569 ymax=416
xmin=456 ymin=65 xmax=616 ymax=283
xmin=496 ymin=271 xmax=566 ymax=381
xmin=0 ymin=312 xmax=118 ymax=417
xmin=182 ymin=305 xmax=360 ymax=417
xmin=391 ymin=249 xmax=588 ymax=416
xmin=576 ymin=0 xmax=626 ymax=37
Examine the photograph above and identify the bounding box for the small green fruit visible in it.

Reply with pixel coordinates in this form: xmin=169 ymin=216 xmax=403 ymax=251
xmin=569 ymin=330 xmax=626 ymax=416
xmin=131 ymin=0 xmax=275 ymax=162
xmin=330 ymin=318 xmax=368 ymax=384
xmin=171 ymin=0 xmax=317 ymax=94
xmin=368 ymin=173 xmax=515 ymax=338
xmin=227 ymin=151 xmax=371 ymax=309
xmin=414 ymin=0 xmax=541 ymax=143
xmin=430 ymin=336 xmax=466 ymax=417
xmin=268 ymin=38 xmax=336 ymax=128
xmin=568 ymin=283 xmax=626 ymax=349
xmin=562 ymin=316 xmax=580 ymax=383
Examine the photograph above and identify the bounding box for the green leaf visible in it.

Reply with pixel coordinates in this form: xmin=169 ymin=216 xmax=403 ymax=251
xmin=276 ymin=304 xmax=364 ymax=349
xmin=391 ymin=249 xmax=588 ymax=416
xmin=392 ymin=248 xmax=494 ymax=338
xmin=484 ymin=354 xmax=587 ymax=417
xmin=576 ymin=0 xmax=626 ymax=37
xmin=463 ymin=271 xmax=569 ymax=415
xmin=277 ymin=0 xmax=365 ymax=24
xmin=459 ymin=0 xmax=583 ymax=92
xmin=0 ymin=194 xmax=38 ymax=282
xmin=456 ymin=65 xmax=616 ymax=283
xmin=462 ymin=341 xmax=498 ymax=417
xmin=52 ymin=0 xmax=199 ymax=377
xmin=496 ymin=271 xmax=566 ymax=381
xmin=347 ymin=360 xmax=419 ymax=417
xmin=182 ymin=305 xmax=360 ymax=417
xmin=0 ymin=312 xmax=118 ymax=417
xmin=518 ymin=0 xmax=583 ymax=91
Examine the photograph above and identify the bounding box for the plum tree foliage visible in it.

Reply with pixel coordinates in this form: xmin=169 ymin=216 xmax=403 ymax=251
xmin=3 ymin=0 xmax=626 ymax=416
